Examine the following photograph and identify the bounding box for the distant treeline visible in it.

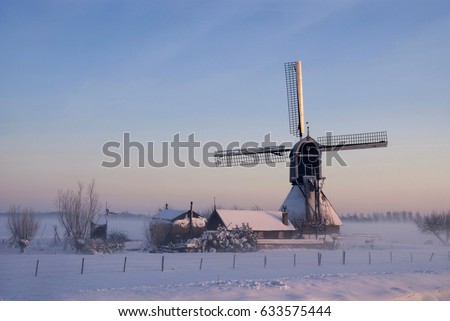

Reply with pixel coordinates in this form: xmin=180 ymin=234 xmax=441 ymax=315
xmin=341 ymin=211 xmax=427 ymax=223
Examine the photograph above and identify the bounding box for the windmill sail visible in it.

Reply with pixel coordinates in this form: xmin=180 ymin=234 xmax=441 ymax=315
xmin=214 ymin=146 xmax=290 ymax=167
xmin=285 ymin=61 xmax=305 ymax=138
xmin=317 ymin=131 xmax=388 ymax=151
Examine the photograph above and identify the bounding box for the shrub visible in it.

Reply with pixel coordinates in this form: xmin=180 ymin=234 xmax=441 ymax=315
xmin=187 ymin=223 xmax=257 ymax=252
xmin=83 ymin=231 xmax=129 ymax=254
xmin=144 ymin=220 xmax=172 ymax=250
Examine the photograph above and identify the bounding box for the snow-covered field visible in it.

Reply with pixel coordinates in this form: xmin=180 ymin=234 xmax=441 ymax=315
xmin=1 ymin=213 xmax=449 ymax=301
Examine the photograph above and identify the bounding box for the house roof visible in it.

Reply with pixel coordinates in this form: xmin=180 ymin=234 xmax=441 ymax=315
xmin=153 ymin=209 xmax=188 ymax=221
xmin=153 ymin=208 xmax=203 ymax=222
xmin=213 ymin=209 xmax=296 ymax=232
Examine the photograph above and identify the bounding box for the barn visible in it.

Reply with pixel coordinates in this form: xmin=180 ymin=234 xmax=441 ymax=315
xmin=207 ymin=209 xmax=296 ymax=239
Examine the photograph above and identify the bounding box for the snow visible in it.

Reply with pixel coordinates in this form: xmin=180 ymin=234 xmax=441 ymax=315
xmin=214 ymin=210 xmax=295 ymax=231
xmin=173 ymin=216 xmax=207 ymax=229
xmin=1 ymin=214 xmax=450 ymax=301
xmin=281 ymin=185 xmax=343 ymax=226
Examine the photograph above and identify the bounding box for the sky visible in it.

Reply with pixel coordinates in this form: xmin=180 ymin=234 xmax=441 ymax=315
xmin=1 ymin=0 xmax=450 ymax=215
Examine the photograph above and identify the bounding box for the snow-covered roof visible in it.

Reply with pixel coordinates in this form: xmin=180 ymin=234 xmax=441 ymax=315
xmin=153 ymin=209 xmax=188 ymax=221
xmin=173 ymin=216 xmax=207 ymax=228
xmin=153 ymin=208 xmax=204 ymax=222
xmin=214 ymin=209 xmax=296 ymax=232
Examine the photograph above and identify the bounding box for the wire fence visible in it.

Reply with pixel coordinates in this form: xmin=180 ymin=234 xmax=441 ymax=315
xmin=1 ymin=249 xmax=449 ymax=277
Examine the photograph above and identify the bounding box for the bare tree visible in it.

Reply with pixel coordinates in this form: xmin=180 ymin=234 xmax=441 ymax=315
xmin=6 ymin=205 xmax=40 ymax=253
xmin=56 ymin=180 xmax=100 ymax=252
xmin=415 ymin=212 xmax=450 ymax=246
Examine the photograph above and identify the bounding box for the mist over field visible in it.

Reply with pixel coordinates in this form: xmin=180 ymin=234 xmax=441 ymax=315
xmin=1 ymin=212 xmax=449 ymax=301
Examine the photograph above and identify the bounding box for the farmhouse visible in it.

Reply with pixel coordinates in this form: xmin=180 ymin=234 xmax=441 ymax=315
xmin=152 ymin=203 xmax=207 ymax=242
xmin=207 ymin=209 xmax=296 ymax=239
xmin=153 ymin=204 xmax=205 ymax=223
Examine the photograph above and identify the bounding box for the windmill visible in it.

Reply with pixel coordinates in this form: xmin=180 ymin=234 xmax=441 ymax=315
xmin=214 ymin=61 xmax=388 ymax=234
xmin=104 ymin=202 xmax=118 ymax=220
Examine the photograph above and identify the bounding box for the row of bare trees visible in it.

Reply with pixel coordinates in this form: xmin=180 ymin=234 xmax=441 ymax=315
xmin=341 ymin=210 xmax=420 ymax=223
xmin=5 ymin=180 xmax=101 ymax=253
xmin=341 ymin=210 xmax=450 ymax=246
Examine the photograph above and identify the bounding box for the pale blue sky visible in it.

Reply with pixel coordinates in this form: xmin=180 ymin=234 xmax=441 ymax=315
xmin=1 ymin=0 xmax=450 ymax=214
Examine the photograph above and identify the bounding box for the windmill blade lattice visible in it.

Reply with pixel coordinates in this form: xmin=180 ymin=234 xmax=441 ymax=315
xmin=317 ymin=131 xmax=388 ymax=151
xmin=285 ymin=61 xmax=304 ymax=138
xmin=214 ymin=146 xmax=290 ymax=167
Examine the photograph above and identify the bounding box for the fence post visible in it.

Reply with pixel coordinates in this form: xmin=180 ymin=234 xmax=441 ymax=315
xmin=294 ymin=253 xmax=296 ymax=267
xmin=411 ymin=253 xmax=413 ymax=263
xmin=123 ymin=257 xmax=127 ymax=273
xmin=318 ymin=252 xmax=322 ymax=266
xmin=264 ymin=256 xmax=267 ymax=268
xmin=35 ymin=259 xmax=39 ymax=277
xmin=81 ymin=258 xmax=85 ymax=275
xmin=199 ymin=258 xmax=203 ymax=270
xmin=369 ymin=252 xmax=371 ymax=265
xmin=161 ymin=256 xmax=165 ymax=272
xmin=429 ymin=252 xmax=434 ymax=262
xmin=233 ymin=254 xmax=236 ymax=269
xmin=342 ymin=250 xmax=346 ymax=265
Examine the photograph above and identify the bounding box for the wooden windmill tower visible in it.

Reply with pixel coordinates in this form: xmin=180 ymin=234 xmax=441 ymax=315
xmin=214 ymin=61 xmax=388 ymax=235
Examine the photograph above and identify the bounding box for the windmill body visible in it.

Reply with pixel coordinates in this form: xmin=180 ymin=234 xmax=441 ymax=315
xmin=282 ymin=135 xmax=342 ymax=234
xmin=214 ymin=61 xmax=388 ymax=235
